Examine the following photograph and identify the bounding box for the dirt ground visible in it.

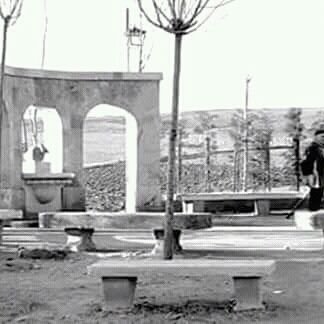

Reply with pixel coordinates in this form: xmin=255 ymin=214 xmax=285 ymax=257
xmin=1 ymin=249 xmax=324 ymax=324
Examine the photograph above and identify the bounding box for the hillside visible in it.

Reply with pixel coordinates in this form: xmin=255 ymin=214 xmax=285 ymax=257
xmin=82 ymin=107 xmax=323 ymax=211
xmin=84 ymin=107 xmax=324 ymax=165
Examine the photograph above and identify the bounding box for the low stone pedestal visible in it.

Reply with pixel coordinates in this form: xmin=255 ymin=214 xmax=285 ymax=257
xmin=64 ymin=227 xmax=96 ymax=252
xmin=233 ymin=276 xmax=264 ymax=311
xmin=102 ymin=277 xmax=137 ymax=310
xmin=151 ymin=228 xmax=182 ymax=256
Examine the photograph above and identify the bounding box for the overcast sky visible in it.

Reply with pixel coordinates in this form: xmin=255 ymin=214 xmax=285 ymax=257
xmin=5 ymin=0 xmax=324 ymax=114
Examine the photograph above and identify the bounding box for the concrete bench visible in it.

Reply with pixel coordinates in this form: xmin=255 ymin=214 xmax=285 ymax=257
xmin=88 ymin=259 xmax=276 ymax=311
xmin=64 ymin=227 xmax=96 ymax=252
xmin=179 ymin=192 xmax=304 ymax=216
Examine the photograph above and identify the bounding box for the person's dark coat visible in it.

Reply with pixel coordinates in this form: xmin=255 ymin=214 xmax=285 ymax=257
xmin=300 ymin=141 xmax=324 ymax=187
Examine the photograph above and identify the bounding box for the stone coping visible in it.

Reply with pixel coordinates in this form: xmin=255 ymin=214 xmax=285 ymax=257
xmin=5 ymin=66 xmax=163 ymax=81
xmin=179 ymin=191 xmax=305 ymax=201
xmin=88 ymin=259 xmax=276 ymax=278
xmin=23 ymin=173 xmax=75 ymax=185
xmin=23 ymin=173 xmax=75 ymax=180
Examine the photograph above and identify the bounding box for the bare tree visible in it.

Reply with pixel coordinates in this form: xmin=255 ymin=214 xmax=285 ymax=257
xmin=137 ymin=0 xmax=234 ymax=259
xmin=41 ymin=0 xmax=48 ymax=68
xmin=0 ymin=0 xmax=23 ymax=178
xmin=193 ymin=112 xmax=218 ymax=192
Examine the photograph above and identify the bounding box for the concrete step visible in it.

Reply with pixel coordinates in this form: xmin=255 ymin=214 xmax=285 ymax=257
xmin=9 ymin=220 xmax=38 ymax=228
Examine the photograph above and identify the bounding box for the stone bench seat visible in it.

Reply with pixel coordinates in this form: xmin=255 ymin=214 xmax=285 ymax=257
xmin=39 ymin=212 xmax=212 ymax=230
xmin=179 ymin=191 xmax=305 ymax=216
xmin=88 ymin=259 xmax=276 ymax=311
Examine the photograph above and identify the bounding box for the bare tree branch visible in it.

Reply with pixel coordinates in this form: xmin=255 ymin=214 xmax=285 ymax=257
xmin=153 ymin=0 xmax=173 ymax=24
xmin=137 ymin=0 xmax=172 ymax=33
xmin=186 ymin=0 xmax=235 ymax=34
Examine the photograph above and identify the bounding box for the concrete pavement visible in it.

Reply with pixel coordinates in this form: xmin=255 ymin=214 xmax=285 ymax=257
xmin=1 ymin=226 xmax=323 ymax=252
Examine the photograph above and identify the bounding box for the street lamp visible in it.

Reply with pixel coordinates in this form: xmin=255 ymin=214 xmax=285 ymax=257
xmin=242 ymin=75 xmax=251 ymax=192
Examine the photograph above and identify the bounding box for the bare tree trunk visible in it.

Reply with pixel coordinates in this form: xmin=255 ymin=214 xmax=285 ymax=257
xmin=233 ymin=148 xmax=238 ymax=192
xmin=242 ymin=78 xmax=250 ymax=191
xmin=205 ymin=135 xmax=211 ymax=192
xmin=41 ymin=0 xmax=48 ymax=68
xmin=177 ymin=128 xmax=183 ymax=193
xmin=294 ymin=137 xmax=300 ymax=191
xmin=265 ymin=142 xmax=271 ymax=191
xmin=164 ymin=34 xmax=182 ymax=260
xmin=0 ymin=18 xmax=9 ymax=184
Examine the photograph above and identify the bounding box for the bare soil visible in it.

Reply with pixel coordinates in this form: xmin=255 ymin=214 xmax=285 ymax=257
xmin=1 ymin=250 xmax=324 ymax=323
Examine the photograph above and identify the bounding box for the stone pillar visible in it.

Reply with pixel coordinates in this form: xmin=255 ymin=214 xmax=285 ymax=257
xmin=0 ymin=100 xmax=25 ymax=210
xmin=61 ymin=112 xmax=85 ymax=211
xmin=133 ymin=84 xmax=161 ymax=211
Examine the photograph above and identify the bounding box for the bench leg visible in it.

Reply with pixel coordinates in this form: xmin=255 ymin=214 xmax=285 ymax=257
xmin=232 ymin=276 xmax=264 ymax=311
xmin=151 ymin=231 xmax=183 ymax=256
xmin=254 ymin=200 xmax=270 ymax=216
xmin=183 ymin=202 xmax=193 ymax=213
xmin=102 ymin=277 xmax=137 ymax=310
xmin=65 ymin=234 xmax=96 ymax=252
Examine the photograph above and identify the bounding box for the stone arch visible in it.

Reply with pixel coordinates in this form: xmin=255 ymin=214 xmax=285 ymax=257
xmin=1 ymin=66 xmax=162 ymax=215
xmin=83 ymin=104 xmax=138 ymax=212
xmin=21 ymin=105 xmax=63 ymax=174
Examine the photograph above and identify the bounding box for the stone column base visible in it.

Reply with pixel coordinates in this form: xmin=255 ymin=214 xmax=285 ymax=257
xmin=233 ymin=276 xmax=264 ymax=311
xmin=102 ymin=277 xmax=137 ymax=310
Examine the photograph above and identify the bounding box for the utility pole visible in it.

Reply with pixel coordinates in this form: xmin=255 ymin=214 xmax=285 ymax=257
xmin=125 ymin=8 xmax=146 ymax=72
xmin=242 ymin=76 xmax=251 ymax=192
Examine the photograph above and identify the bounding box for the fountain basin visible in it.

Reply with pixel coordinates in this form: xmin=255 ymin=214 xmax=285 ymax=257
xmin=23 ymin=173 xmax=75 ymax=216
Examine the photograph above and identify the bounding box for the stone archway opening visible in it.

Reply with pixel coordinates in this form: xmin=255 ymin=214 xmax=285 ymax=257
xmin=83 ymin=104 xmax=137 ymax=213
xmin=21 ymin=105 xmax=63 ymax=174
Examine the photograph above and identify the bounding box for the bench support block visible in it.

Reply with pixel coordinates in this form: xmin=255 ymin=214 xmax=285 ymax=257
xmin=64 ymin=228 xmax=96 ymax=252
xmin=102 ymin=277 xmax=137 ymax=310
xmin=254 ymin=200 xmax=270 ymax=216
xmin=152 ymin=229 xmax=182 ymax=256
xmin=233 ymin=276 xmax=264 ymax=311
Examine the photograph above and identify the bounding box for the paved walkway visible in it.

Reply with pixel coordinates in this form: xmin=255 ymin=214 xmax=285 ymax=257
xmin=1 ymin=226 xmax=323 ymax=252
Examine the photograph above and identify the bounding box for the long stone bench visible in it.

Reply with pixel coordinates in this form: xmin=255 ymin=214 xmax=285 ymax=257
xmin=39 ymin=212 xmax=212 ymax=230
xmin=179 ymin=192 xmax=305 ymax=216
xmin=88 ymin=259 xmax=276 ymax=311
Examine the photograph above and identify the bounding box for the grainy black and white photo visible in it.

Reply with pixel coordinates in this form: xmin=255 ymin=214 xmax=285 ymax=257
xmin=1 ymin=0 xmax=324 ymax=323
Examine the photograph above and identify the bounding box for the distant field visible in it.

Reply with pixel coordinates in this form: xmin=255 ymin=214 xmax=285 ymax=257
xmin=83 ymin=107 xmax=323 ymax=166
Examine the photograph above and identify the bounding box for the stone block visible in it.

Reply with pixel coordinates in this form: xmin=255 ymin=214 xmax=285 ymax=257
xmin=233 ymin=276 xmax=264 ymax=311
xmin=102 ymin=277 xmax=137 ymax=311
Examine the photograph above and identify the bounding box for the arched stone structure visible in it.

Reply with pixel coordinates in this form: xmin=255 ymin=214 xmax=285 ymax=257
xmin=0 ymin=66 xmax=162 ymax=215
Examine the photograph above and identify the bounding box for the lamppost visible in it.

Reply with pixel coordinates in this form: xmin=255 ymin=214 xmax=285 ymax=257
xmin=242 ymin=75 xmax=251 ymax=192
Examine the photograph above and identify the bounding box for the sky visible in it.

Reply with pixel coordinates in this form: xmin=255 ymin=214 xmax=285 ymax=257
xmin=5 ymin=0 xmax=324 ymax=114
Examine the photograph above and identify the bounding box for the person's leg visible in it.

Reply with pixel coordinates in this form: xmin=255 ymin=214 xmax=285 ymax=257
xmin=308 ymin=187 xmax=324 ymax=211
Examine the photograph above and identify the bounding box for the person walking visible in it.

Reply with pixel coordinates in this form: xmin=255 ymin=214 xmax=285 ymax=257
xmin=300 ymin=127 xmax=324 ymax=211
